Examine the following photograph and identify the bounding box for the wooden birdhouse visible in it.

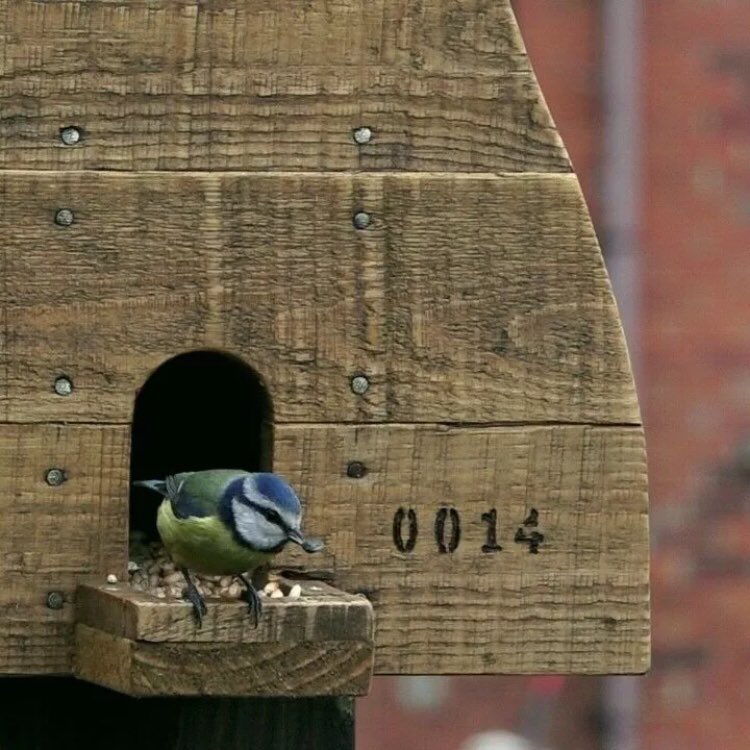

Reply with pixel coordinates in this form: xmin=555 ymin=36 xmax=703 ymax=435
xmin=0 ymin=0 xmax=649 ymax=720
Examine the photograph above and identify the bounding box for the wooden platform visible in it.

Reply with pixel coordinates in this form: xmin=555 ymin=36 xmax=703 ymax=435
xmin=74 ymin=581 xmax=375 ymax=697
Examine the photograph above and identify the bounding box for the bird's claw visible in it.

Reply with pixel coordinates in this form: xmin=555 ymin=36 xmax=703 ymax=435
xmin=184 ymin=584 xmax=207 ymax=628
xmin=181 ymin=568 xmax=207 ymax=628
xmin=238 ymin=574 xmax=262 ymax=628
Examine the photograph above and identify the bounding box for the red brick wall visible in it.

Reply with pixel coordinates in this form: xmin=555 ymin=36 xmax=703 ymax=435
xmin=643 ymin=0 xmax=750 ymax=531
xmin=356 ymin=677 xmax=531 ymax=750
xmin=356 ymin=675 xmax=600 ymax=750
xmin=512 ymin=0 xmax=601 ymax=216
xmin=643 ymin=2 xmax=750 ymax=748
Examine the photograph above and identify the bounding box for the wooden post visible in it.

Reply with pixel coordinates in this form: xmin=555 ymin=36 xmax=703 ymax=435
xmin=0 ymin=678 xmax=354 ymax=750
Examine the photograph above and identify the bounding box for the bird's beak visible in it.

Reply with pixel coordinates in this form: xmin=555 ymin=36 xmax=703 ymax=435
xmin=287 ymin=529 xmax=325 ymax=553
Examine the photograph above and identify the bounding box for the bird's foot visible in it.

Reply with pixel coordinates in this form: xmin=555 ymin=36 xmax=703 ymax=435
xmin=185 ymin=585 xmax=208 ymax=627
xmin=238 ymin=573 xmax=262 ymax=628
xmin=180 ymin=568 xmax=207 ymax=628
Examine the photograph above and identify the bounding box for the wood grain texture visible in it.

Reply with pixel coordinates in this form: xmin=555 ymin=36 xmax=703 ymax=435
xmin=0 ymin=171 xmax=638 ymax=425
xmin=75 ymin=625 xmax=374 ymax=696
xmin=0 ymin=419 xmax=648 ymax=676
xmin=0 ymin=424 xmax=129 ymax=674
xmin=75 ymin=580 xmax=374 ymax=697
xmin=0 ymin=0 xmax=648 ymax=693
xmin=273 ymin=422 xmax=650 ymax=674
xmin=76 ymin=580 xmax=374 ymax=644
xmin=0 ymin=0 xmax=568 ymax=173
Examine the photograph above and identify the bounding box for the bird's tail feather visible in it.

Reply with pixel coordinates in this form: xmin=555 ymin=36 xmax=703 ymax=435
xmin=164 ymin=475 xmax=186 ymax=504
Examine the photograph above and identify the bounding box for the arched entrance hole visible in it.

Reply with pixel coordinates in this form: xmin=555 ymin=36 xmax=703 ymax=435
xmin=129 ymin=350 xmax=273 ymax=541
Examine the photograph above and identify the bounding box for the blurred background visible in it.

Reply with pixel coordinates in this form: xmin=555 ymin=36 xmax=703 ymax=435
xmin=357 ymin=1 xmax=750 ymax=748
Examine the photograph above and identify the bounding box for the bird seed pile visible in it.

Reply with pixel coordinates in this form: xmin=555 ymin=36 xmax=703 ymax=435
xmin=127 ymin=533 xmax=300 ymax=601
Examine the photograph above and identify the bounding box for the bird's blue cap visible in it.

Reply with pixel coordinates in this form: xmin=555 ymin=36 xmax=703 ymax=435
xmin=252 ymin=473 xmax=301 ymax=513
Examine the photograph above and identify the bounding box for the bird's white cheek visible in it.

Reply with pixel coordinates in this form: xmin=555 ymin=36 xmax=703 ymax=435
xmin=231 ymin=500 xmax=286 ymax=550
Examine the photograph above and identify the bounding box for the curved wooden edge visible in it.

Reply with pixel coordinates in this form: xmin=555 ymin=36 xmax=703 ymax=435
xmin=0 ymin=0 xmax=569 ymax=173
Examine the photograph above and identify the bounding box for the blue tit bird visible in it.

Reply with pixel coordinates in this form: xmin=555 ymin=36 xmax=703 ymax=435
xmin=133 ymin=469 xmax=324 ymax=627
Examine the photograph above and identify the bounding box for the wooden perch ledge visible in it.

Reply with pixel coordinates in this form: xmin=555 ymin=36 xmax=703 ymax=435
xmin=74 ymin=580 xmax=375 ymax=698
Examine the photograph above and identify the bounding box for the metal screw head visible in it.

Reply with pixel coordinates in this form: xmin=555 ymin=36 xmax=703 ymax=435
xmin=53 ymin=376 xmax=73 ymax=396
xmin=46 ymin=591 xmax=64 ymax=610
xmin=353 ymin=211 xmax=372 ymax=229
xmin=350 ymin=374 xmax=370 ymax=395
xmin=54 ymin=208 xmax=74 ymax=227
xmin=60 ymin=126 xmax=81 ymax=146
xmin=346 ymin=461 xmax=367 ymax=479
xmin=352 ymin=126 xmax=373 ymax=145
xmin=45 ymin=468 xmax=67 ymax=487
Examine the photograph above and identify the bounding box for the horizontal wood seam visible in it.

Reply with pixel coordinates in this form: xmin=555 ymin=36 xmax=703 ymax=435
xmin=0 ymin=420 xmax=643 ymax=428
xmin=0 ymin=170 xmax=577 ymax=179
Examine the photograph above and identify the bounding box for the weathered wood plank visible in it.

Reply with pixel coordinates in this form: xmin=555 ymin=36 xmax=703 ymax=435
xmin=0 ymin=421 xmax=647 ymax=676
xmin=273 ymin=422 xmax=651 ymax=674
xmin=0 ymin=0 xmax=568 ymax=173
xmin=76 ymin=580 xmax=374 ymax=644
xmin=75 ymin=624 xmax=374 ymax=696
xmin=0 ymin=424 xmax=129 ymax=674
xmin=0 ymin=171 xmax=637 ymax=425
xmin=0 ymin=424 xmax=129 ymax=577
xmin=0 ymin=621 xmax=71 ymax=675
xmin=0 ymin=0 xmax=532 ymax=82
xmin=75 ymin=581 xmax=374 ymax=697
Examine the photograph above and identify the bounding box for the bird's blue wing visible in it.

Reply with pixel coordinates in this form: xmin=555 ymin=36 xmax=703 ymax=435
xmin=165 ymin=473 xmax=214 ymax=520
xmin=135 ymin=469 xmax=252 ymax=520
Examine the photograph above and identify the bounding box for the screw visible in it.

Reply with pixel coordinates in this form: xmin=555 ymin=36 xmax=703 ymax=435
xmin=53 ymin=376 xmax=73 ymax=396
xmin=45 ymin=468 xmax=67 ymax=487
xmin=352 ymin=126 xmax=373 ymax=145
xmin=346 ymin=461 xmax=367 ymax=479
xmin=59 ymin=126 xmax=81 ymax=146
xmin=350 ymin=374 xmax=370 ymax=395
xmin=353 ymin=211 xmax=372 ymax=229
xmin=54 ymin=208 xmax=74 ymax=227
xmin=46 ymin=591 xmax=64 ymax=610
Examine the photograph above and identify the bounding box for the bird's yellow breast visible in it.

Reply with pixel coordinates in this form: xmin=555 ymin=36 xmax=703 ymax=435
xmin=156 ymin=499 xmax=274 ymax=575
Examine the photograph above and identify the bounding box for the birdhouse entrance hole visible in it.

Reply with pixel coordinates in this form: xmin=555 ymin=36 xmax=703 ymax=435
xmin=129 ymin=351 xmax=273 ymax=543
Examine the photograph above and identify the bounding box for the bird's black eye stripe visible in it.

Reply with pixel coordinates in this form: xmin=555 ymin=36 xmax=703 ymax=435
xmin=238 ymin=494 xmax=289 ymax=530
xmin=263 ymin=508 xmax=280 ymax=523
xmin=246 ymin=500 xmax=285 ymax=528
